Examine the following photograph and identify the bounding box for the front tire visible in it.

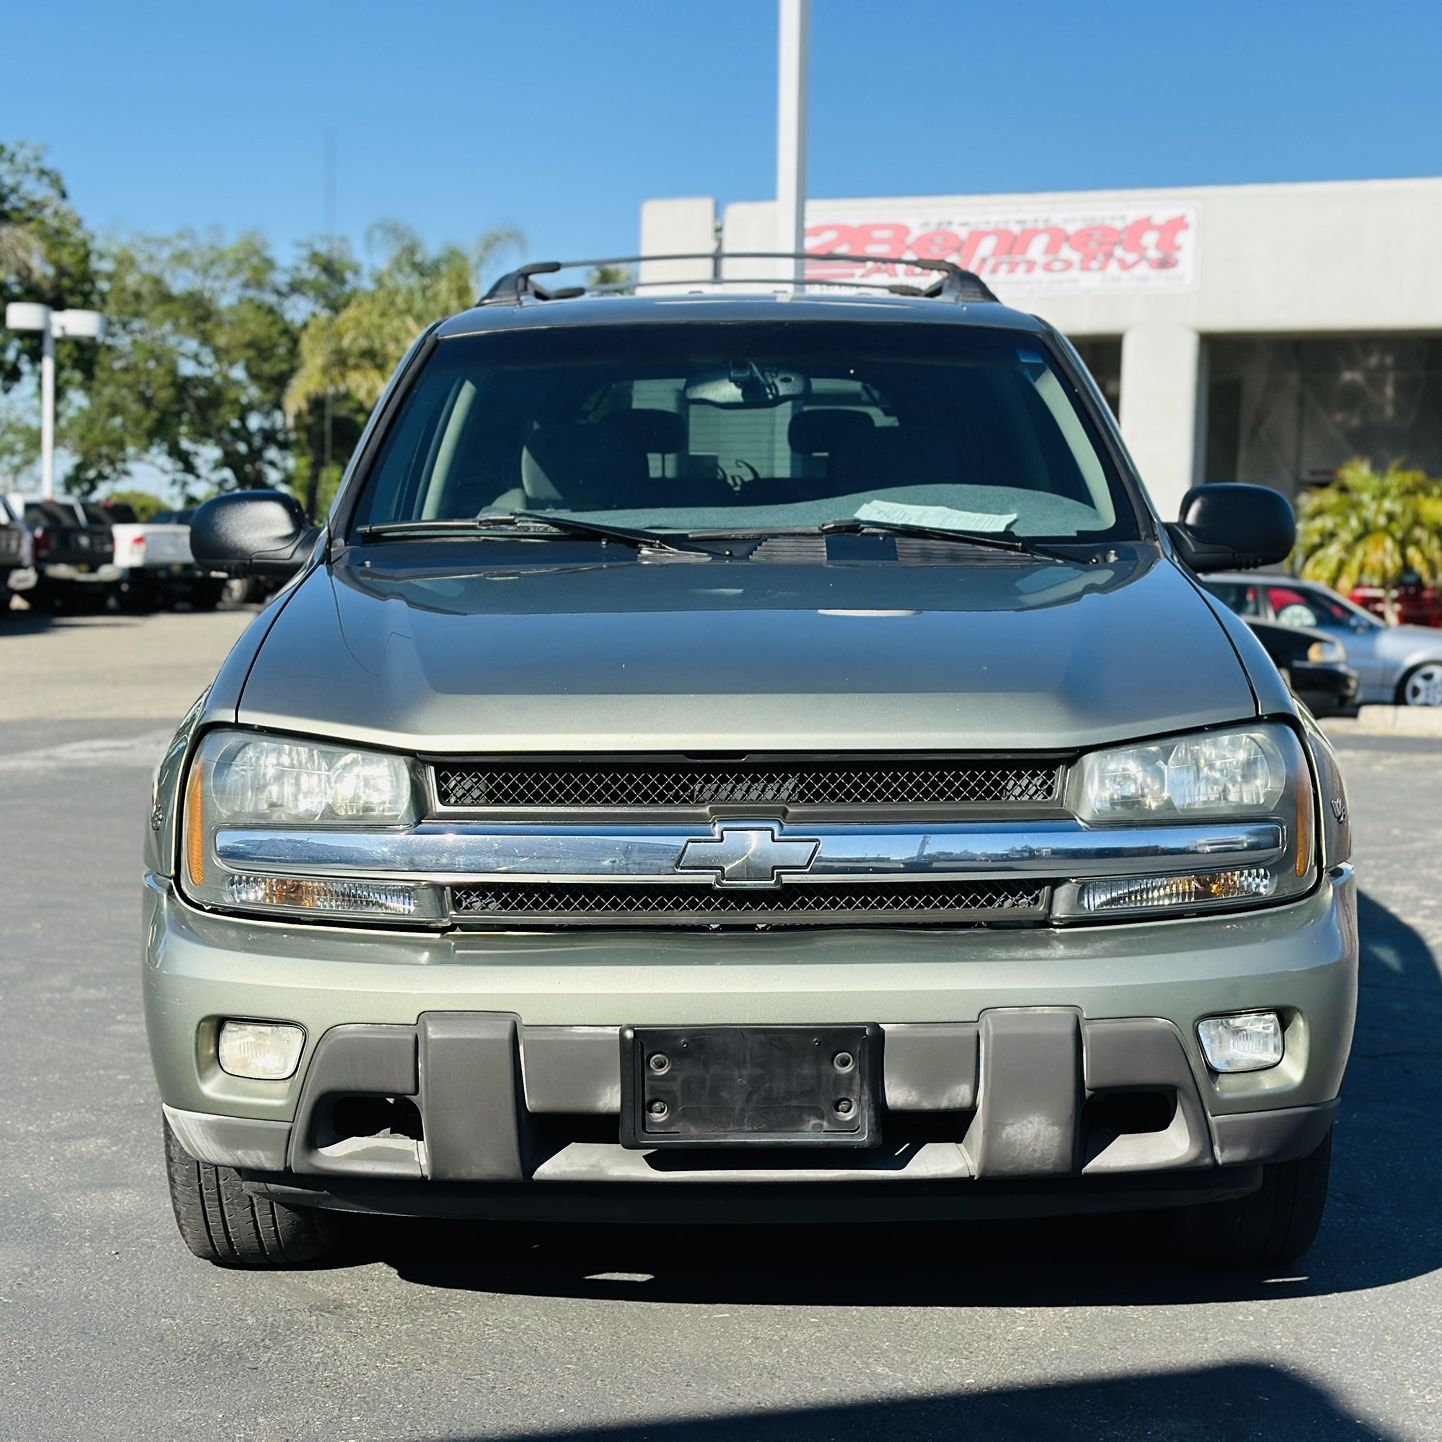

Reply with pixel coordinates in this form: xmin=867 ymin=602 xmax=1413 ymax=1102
xmin=1158 ymin=1126 xmax=1332 ymax=1268
xmin=163 ymin=1115 xmax=337 ymax=1267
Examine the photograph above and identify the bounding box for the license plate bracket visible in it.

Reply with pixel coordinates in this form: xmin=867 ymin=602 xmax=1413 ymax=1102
xmin=620 ymin=1024 xmax=879 ymax=1148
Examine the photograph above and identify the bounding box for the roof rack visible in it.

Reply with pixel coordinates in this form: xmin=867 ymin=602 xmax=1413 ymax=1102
xmin=478 ymin=252 xmax=999 ymax=306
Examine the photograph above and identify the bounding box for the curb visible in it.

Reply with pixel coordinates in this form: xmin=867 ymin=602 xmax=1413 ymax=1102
xmin=1350 ymin=705 xmax=1442 ymax=739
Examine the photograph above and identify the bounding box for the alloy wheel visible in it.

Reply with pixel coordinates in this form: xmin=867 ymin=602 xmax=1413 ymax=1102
xmin=1403 ymin=663 xmax=1442 ymax=707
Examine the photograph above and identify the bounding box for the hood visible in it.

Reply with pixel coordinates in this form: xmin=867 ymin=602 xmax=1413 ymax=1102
xmin=237 ymin=547 xmax=1256 ymax=752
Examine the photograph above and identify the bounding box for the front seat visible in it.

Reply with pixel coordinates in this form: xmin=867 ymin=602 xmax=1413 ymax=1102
xmin=518 ymin=420 xmax=654 ymax=511
xmin=788 ymin=409 xmax=876 ymax=497
xmin=831 ymin=422 xmax=957 ymax=493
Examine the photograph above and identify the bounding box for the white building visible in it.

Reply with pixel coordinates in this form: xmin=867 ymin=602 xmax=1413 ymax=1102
xmin=641 ymin=178 xmax=1442 ymax=520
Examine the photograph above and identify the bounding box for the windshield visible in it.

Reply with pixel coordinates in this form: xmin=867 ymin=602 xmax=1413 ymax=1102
xmin=348 ymin=322 xmax=1141 ymax=542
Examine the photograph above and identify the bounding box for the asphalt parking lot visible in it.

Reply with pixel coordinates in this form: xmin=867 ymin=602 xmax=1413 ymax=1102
xmin=1 ymin=609 xmax=1439 ymax=1442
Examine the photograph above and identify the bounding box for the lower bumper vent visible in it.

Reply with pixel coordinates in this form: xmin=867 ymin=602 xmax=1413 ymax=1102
xmin=450 ymin=880 xmax=1049 ymax=927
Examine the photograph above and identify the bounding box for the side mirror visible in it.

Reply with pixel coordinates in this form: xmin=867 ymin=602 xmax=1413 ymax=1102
xmin=1165 ymin=484 xmax=1295 ymax=573
xmin=191 ymin=490 xmax=320 ymax=578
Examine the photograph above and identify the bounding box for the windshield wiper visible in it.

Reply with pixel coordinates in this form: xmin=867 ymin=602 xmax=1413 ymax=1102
xmin=503 ymin=511 xmax=711 ymax=555
xmin=815 ymin=518 xmax=1072 ymax=561
xmin=357 ymin=513 xmax=710 ymax=556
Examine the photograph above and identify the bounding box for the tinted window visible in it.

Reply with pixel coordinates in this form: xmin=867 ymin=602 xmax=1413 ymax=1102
xmin=25 ymin=502 xmax=70 ymax=528
xmin=1265 ymin=584 xmax=1370 ymax=629
xmin=350 ymin=323 xmax=1138 ymax=541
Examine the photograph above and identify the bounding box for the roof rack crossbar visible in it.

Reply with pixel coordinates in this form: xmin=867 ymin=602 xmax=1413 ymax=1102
xmin=478 ymin=252 xmax=998 ymax=306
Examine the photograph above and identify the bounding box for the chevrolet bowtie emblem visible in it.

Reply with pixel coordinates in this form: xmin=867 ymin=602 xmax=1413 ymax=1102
xmin=676 ymin=825 xmax=819 ymax=888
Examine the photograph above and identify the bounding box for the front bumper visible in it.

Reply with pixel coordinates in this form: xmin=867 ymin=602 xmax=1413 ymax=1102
xmin=42 ymin=562 xmax=122 ymax=584
xmin=145 ymin=866 xmax=1357 ymax=1213
xmin=1291 ymin=662 xmax=1359 ymax=714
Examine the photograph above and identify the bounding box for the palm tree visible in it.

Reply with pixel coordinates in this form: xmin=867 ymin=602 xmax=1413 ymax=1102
xmin=1295 ymin=458 xmax=1442 ymax=624
xmin=285 ymin=221 xmax=520 ymax=422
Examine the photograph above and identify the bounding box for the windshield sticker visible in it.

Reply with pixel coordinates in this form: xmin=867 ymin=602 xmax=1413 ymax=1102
xmin=854 ymin=499 xmax=1017 ymax=534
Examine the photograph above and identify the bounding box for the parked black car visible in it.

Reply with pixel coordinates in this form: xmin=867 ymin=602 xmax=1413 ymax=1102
xmin=1245 ymin=618 xmax=1358 ymax=717
xmin=6 ymin=494 xmax=122 ymax=613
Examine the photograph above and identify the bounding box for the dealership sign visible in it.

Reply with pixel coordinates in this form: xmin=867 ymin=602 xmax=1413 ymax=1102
xmin=803 ymin=203 xmax=1200 ymax=295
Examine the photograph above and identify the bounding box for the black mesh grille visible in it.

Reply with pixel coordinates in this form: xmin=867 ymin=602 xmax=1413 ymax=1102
xmin=433 ymin=759 xmax=1061 ymax=810
xmin=450 ymin=879 xmax=1047 ymax=927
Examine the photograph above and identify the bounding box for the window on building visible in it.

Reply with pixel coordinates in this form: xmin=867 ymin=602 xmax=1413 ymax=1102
xmin=1204 ymin=336 xmax=1442 ymax=497
xmin=1070 ymin=339 xmax=1122 ymax=418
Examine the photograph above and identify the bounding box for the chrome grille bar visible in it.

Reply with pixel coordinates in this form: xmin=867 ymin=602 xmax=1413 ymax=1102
xmin=215 ymin=820 xmax=1285 ymax=885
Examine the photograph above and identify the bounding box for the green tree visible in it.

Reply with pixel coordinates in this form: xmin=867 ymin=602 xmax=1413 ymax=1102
xmin=63 ymin=230 xmax=300 ymax=497
xmin=1295 ymin=458 xmax=1442 ymax=623
xmin=0 ymin=142 xmax=99 ymax=389
xmin=285 ymin=240 xmax=365 ymax=518
xmin=286 ymin=221 xmax=520 ymax=426
xmin=102 ymin=488 xmax=168 ymax=520
xmin=587 ymin=263 xmax=634 ymax=291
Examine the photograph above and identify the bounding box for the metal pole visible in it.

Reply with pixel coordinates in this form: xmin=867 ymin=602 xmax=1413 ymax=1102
xmin=775 ymin=0 xmax=810 ymax=286
xmin=40 ymin=315 xmax=55 ymax=500
xmin=322 ymin=129 xmax=337 ymax=489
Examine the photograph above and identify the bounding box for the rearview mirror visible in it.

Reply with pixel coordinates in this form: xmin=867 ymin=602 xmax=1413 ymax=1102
xmin=1166 ymin=484 xmax=1295 ymax=573
xmin=684 ymin=360 xmax=810 ymax=407
xmin=191 ymin=491 xmax=320 ymax=579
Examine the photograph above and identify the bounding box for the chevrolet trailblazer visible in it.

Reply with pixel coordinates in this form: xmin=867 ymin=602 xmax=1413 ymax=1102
xmin=145 ymin=254 xmax=1355 ymax=1270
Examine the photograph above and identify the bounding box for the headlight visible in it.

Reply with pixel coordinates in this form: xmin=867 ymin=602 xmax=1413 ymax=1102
xmin=209 ymin=734 xmax=414 ymax=823
xmin=1305 ymin=639 xmax=1344 ymax=664
xmin=1069 ymin=727 xmax=1286 ymax=821
xmin=181 ymin=730 xmax=443 ymax=922
xmin=1058 ymin=723 xmax=1315 ymax=919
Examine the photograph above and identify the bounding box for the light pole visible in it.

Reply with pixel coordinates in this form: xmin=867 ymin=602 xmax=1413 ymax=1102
xmin=776 ymin=0 xmax=810 ymax=286
xmin=4 ymin=302 xmax=105 ymax=499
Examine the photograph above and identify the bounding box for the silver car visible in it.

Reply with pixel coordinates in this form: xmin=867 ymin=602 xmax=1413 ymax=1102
xmin=145 ymin=257 xmax=1356 ymax=1274
xmin=1203 ymin=573 xmax=1442 ymax=707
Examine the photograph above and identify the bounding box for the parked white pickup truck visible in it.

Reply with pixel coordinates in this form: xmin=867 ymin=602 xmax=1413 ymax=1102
xmin=106 ymin=504 xmax=226 ymax=611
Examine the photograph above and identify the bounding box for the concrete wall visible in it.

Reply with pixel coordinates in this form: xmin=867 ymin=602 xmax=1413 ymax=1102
xmin=641 ymin=178 xmax=1442 ymax=519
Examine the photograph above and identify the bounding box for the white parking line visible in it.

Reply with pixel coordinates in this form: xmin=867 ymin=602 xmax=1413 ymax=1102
xmin=0 ymin=730 xmax=174 ymax=773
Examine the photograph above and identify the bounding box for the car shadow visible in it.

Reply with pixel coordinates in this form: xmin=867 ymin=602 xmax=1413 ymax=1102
xmin=355 ymin=887 xmax=1441 ymax=1306
xmin=0 ymin=604 xmax=139 ymax=633
xmin=412 ymin=1365 xmax=1399 ymax=1441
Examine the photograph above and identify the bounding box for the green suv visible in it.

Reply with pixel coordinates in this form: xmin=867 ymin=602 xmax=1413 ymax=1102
xmin=148 ymin=254 xmax=1354 ymax=1269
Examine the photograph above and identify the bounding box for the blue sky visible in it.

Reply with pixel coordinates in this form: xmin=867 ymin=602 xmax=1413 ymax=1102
xmin=5 ymin=0 xmax=1440 ymax=273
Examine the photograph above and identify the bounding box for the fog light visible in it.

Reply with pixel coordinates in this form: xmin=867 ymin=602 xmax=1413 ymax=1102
xmin=1197 ymin=1011 xmax=1284 ymax=1073
xmin=218 ymin=1020 xmax=305 ymax=1080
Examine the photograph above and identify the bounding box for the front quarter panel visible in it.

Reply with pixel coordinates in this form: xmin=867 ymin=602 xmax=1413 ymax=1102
xmin=144 ymin=689 xmax=208 ymax=880
xmin=1379 ymin=627 xmax=1442 ymax=675
xmin=1192 ymin=584 xmax=1294 ymax=717
xmin=1299 ymin=707 xmax=1352 ymax=870
xmin=144 ymin=578 xmax=305 ymax=880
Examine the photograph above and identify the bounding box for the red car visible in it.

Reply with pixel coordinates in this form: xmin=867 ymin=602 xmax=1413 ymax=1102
xmin=1350 ymin=581 xmax=1442 ymax=629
